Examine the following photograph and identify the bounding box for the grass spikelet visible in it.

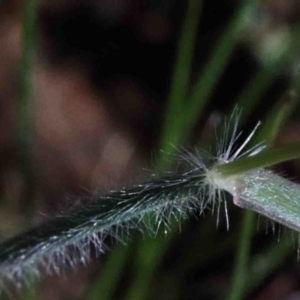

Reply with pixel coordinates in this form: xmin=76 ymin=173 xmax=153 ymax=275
xmin=2 ymin=108 xmax=300 ymax=293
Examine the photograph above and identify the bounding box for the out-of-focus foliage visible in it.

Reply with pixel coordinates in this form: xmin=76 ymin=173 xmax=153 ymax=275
xmin=1 ymin=0 xmax=300 ymax=299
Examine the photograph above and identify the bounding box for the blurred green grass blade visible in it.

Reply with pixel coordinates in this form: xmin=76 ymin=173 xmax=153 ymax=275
xmin=241 ymin=91 xmax=298 ymax=297
xmin=246 ymin=234 xmax=291 ymax=294
xmin=125 ymin=233 xmax=172 ymax=300
xmin=22 ymin=284 xmax=37 ymax=300
xmin=226 ymin=94 xmax=297 ymax=300
xmin=234 ymin=63 xmax=282 ymax=118
xmin=18 ymin=0 xmax=38 ymax=225
xmin=184 ymin=0 xmax=254 ymax=132
xmin=20 ymin=1 xmax=38 ymax=299
xmin=151 ymin=275 xmax=181 ymax=300
xmin=88 ymin=245 xmax=129 ymax=300
xmin=291 ymin=74 xmax=300 ymax=94
xmin=158 ymin=0 xmax=202 ymax=167
xmin=227 ymin=211 xmax=254 ymax=300
xmin=234 ymin=22 xmax=300 ymax=118
xmin=88 ymin=0 xmax=202 ymax=299
xmin=176 ymin=219 xmax=238 ymax=273
xmin=256 ymin=90 xmax=298 ymax=145
xmin=0 ymin=284 xmax=37 ymax=300
xmin=19 ymin=0 xmax=38 ymax=146
xmin=154 ymin=0 xmax=258 ymax=285
xmin=126 ymin=1 xmax=202 ymax=298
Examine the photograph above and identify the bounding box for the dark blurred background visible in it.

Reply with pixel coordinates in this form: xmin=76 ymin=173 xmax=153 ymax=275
xmin=1 ymin=0 xmax=300 ymax=299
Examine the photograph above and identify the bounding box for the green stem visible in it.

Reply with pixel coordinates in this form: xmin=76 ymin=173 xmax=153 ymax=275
xmin=217 ymin=141 xmax=300 ymax=177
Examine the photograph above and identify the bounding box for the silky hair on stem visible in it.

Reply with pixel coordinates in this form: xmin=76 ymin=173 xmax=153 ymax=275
xmin=0 ymin=109 xmax=299 ymax=293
